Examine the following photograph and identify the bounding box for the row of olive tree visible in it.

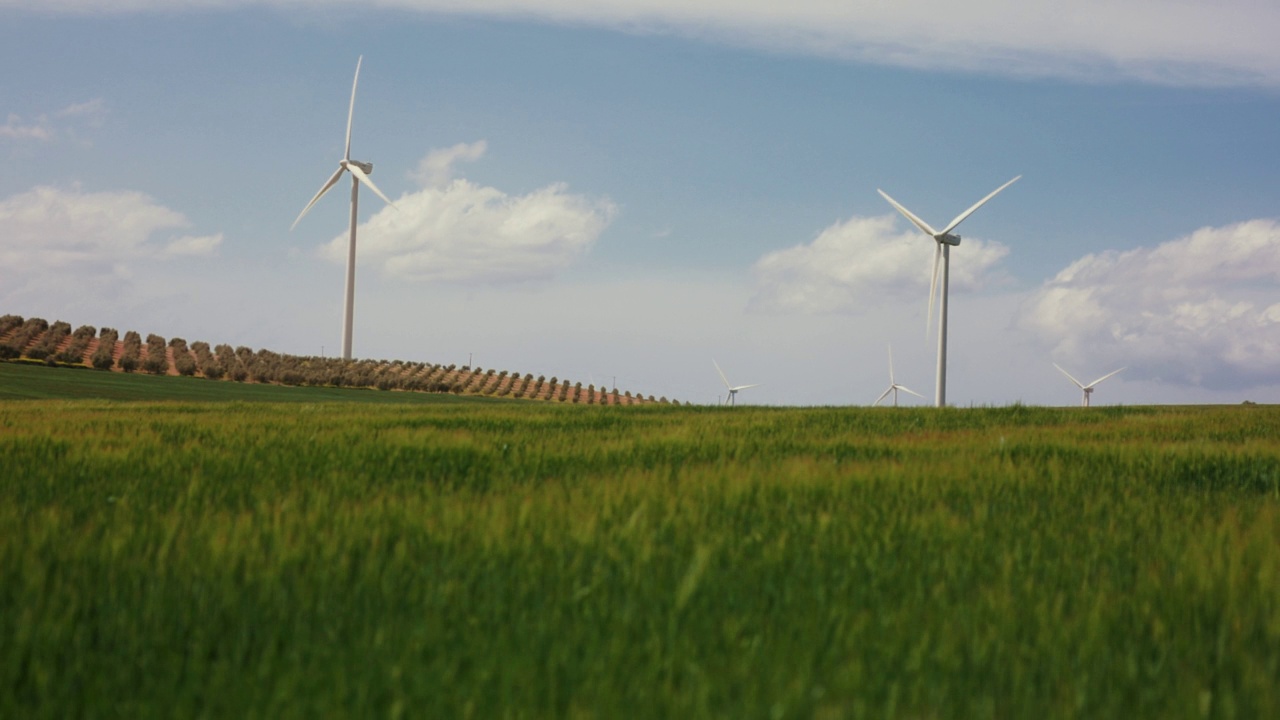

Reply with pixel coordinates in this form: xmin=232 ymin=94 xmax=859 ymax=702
xmin=54 ymin=325 xmax=98 ymax=365
xmin=143 ymin=334 xmax=168 ymax=375
xmin=0 ymin=317 xmax=46 ymax=359
xmin=24 ymin=321 xmax=70 ymax=361
xmin=119 ymin=331 xmax=143 ymax=372
xmin=92 ymin=328 xmax=119 ymax=370
xmin=0 ymin=313 xmax=675 ymax=403
xmin=168 ymin=338 xmax=198 ymax=377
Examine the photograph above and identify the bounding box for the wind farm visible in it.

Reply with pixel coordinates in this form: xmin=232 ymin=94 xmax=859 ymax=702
xmin=0 ymin=49 xmax=1148 ymax=411
xmin=5 ymin=6 xmax=1280 ymax=719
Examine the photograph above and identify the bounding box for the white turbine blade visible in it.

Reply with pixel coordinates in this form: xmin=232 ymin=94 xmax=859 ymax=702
xmin=291 ymin=167 xmax=346 ymax=231
xmin=939 ymin=175 xmax=1021 ymax=236
xmin=345 ymin=56 xmax=362 ymax=161
xmin=1053 ymin=363 xmax=1086 ymax=390
xmin=732 ymin=384 xmax=760 ymax=392
xmin=897 ymin=384 xmax=925 ymax=399
xmin=926 ymin=241 xmax=941 ymax=336
xmin=347 ymin=163 xmax=395 ymax=207
xmin=1086 ymin=367 xmax=1126 ymax=389
xmin=874 ymin=386 xmax=893 ymax=406
xmin=877 ymin=189 xmax=938 ymax=237
xmin=712 ymin=360 xmax=732 ymax=390
xmin=887 ymin=343 xmax=896 ymax=384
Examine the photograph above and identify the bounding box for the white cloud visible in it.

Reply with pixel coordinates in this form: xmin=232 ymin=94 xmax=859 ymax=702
xmin=54 ymin=98 xmax=106 ymax=121
xmin=1 ymin=113 xmax=54 ymax=141
xmin=321 ymin=144 xmax=615 ymax=284
xmin=9 ymin=2 xmax=1280 ymax=86
xmin=409 ymin=140 xmax=487 ymax=188
xmin=0 ymin=185 xmax=221 ymax=284
xmin=750 ymin=213 xmax=1009 ymax=314
xmin=1 ymin=99 xmax=106 ymax=143
xmin=164 ymin=234 xmax=223 ymax=257
xmin=1019 ymin=219 xmax=1280 ymax=390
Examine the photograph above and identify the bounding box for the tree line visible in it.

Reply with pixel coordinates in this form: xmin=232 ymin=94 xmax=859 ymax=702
xmin=0 ymin=314 xmax=674 ymax=405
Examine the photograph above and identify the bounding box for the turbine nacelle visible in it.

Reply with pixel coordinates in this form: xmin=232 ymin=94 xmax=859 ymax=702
xmin=342 ymin=159 xmax=373 ymax=175
xmin=937 ymin=233 xmax=961 ymax=246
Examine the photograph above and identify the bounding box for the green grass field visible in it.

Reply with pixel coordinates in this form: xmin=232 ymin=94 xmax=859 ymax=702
xmin=2 ymin=363 xmax=1278 ymax=718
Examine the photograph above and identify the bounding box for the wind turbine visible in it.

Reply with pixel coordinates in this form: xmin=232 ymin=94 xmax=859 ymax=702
xmin=877 ymin=176 xmax=1019 ymax=408
xmin=1054 ymin=364 xmax=1125 ymax=407
xmin=874 ymin=343 xmax=924 ymax=407
xmin=291 ymin=56 xmax=396 ymax=361
xmin=713 ymin=360 xmax=759 ymax=406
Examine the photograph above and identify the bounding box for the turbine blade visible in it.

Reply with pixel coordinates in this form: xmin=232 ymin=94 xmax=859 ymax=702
xmin=887 ymin=343 xmax=895 ymax=384
xmin=733 ymin=384 xmax=760 ymax=391
xmin=874 ymin=386 xmax=893 ymax=406
xmin=1053 ymin=363 xmax=1086 ymax=390
xmin=898 ymin=384 xmax=925 ymax=399
xmin=712 ymin=360 xmax=731 ymax=390
xmin=291 ymin=167 xmax=347 ymax=231
xmin=1086 ymin=367 xmax=1126 ymax=389
xmin=348 ymin=163 xmax=395 ymax=207
xmin=877 ymin=189 xmax=938 ymax=237
xmin=346 ymin=56 xmax=362 ymax=161
xmin=926 ymin=241 xmax=941 ymax=337
xmin=939 ymin=175 xmax=1021 ymax=236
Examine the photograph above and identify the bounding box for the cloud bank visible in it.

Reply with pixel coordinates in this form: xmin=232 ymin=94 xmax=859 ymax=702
xmin=0 ymin=185 xmax=220 ymax=276
xmin=321 ymin=142 xmax=615 ymax=284
xmin=0 ymin=185 xmax=222 ymax=319
xmin=1020 ymin=219 xmax=1280 ymax=391
xmin=751 ymin=214 xmax=1009 ymax=314
xmin=9 ymin=1 xmax=1280 ymax=86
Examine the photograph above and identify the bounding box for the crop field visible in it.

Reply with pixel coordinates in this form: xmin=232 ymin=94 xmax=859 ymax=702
xmin=2 ymin=367 xmax=1278 ymax=718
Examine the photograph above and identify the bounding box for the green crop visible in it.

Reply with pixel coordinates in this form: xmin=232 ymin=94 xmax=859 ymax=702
xmin=2 ymin=378 xmax=1278 ymax=717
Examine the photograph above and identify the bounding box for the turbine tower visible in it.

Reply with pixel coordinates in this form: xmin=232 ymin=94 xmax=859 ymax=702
xmin=713 ymin=360 xmax=759 ymax=407
xmin=291 ymin=56 xmax=396 ymax=361
xmin=874 ymin=343 xmax=924 ymax=407
xmin=878 ymin=176 xmax=1020 ymax=407
xmin=1054 ymin=364 xmax=1125 ymax=407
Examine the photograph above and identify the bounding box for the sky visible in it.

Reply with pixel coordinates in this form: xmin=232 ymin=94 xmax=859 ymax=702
xmin=2 ymin=0 xmax=1279 ymax=406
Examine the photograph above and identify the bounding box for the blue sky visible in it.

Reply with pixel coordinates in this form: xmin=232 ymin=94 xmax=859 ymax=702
xmin=3 ymin=1 xmax=1279 ymax=406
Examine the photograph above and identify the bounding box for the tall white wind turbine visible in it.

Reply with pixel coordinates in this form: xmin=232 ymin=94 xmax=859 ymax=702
xmin=878 ymin=176 xmax=1020 ymax=407
xmin=713 ymin=360 xmax=759 ymax=407
xmin=291 ymin=56 xmax=396 ymax=361
xmin=1054 ymin=364 xmax=1125 ymax=407
xmin=874 ymin=343 xmax=924 ymax=407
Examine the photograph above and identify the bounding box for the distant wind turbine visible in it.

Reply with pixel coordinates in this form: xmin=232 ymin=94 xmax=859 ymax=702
xmin=878 ymin=176 xmax=1020 ymax=407
xmin=1054 ymin=364 xmax=1125 ymax=407
xmin=713 ymin=360 xmax=759 ymax=406
xmin=290 ymin=56 xmax=396 ymax=361
xmin=874 ymin=343 xmax=924 ymax=407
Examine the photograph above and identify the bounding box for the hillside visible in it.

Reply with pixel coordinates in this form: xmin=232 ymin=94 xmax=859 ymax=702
xmin=0 ymin=314 xmax=675 ymax=405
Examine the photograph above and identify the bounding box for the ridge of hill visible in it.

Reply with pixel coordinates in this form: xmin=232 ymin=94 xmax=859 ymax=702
xmin=0 ymin=314 xmax=675 ymax=405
